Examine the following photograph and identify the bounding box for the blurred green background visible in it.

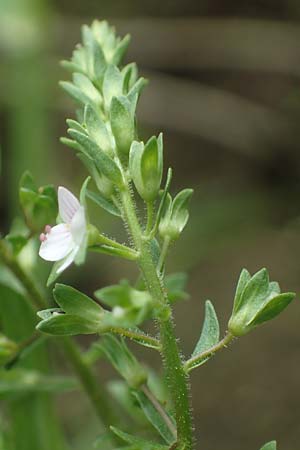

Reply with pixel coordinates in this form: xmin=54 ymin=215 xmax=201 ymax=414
xmin=1 ymin=1 xmax=300 ymax=449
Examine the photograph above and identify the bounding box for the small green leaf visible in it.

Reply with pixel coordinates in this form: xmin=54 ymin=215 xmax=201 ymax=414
xmin=66 ymin=118 xmax=87 ymax=134
xmin=249 ymin=292 xmax=295 ymax=327
xmin=110 ymin=96 xmax=135 ymax=157
xmin=68 ymin=129 xmax=123 ymax=186
xmin=59 ymin=81 xmax=91 ymax=106
xmin=60 ymin=137 xmax=81 ymax=151
xmin=130 ymin=135 xmax=163 ymax=202
xmin=154 ymin=168 xmax=172 ymax=231
xmin=237 ymin=268 xmax=269 ymax=314
xmin=95 ymin=282 xmax=133 ymax=308
xmin=84 ymin=104 xmax=112 ymax=154
xmin=169 ymin=188 xmax=193 ymax=238
xmin=53 ymin=284 xmax=103 ymax=321
xmin=37 ymin=313 xmax=100 ymax=336
xmin=103 ymin=65 xmax=124 ymax=109
xmin=112 ymin=34 xmax=131 ymax=65
xmin=99 ymin=334 xmax=147 ymax=388
xmin=260 ymin=441 xmax=277 ymax=450
xmin=232 ymin=268 xmax=251 ymax=313
xmin=19 ymin=171 xmax=37 ymax=192
xmin=92 ymin=40 xmax=107 ymax=82
xmin=86 ymin=189 xmax=121 ymax=217
xmin=110 ymin=426 xmax=168 ymax=449
xmin=132 ymin=391 xmax=176 ymax=445
xmin=73 ymin=72 xmax=102 ymax=105
xmin=190 ymin=300 xmax=220 ymax=368
xmin=165 ymin=272 xmax=189 ymax=303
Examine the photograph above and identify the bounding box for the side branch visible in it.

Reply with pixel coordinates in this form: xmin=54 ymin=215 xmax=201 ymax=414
xmin=184 ymin=331 xmax=235 ymax=373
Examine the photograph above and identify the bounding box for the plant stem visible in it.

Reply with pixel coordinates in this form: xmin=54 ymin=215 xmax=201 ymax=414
xmin=184 ymin=331 xmax=235 ymax=373
xmin=119 ymin=186 xmax=194 ymax=449
xmin=109 ymin=327 xmax=161 ymax=350
xmin=94 ymin=232 xmax=139 ymax=259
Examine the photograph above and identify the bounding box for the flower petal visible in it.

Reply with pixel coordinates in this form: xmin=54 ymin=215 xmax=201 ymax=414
xmin=39 ymin=224 xmax=74 ymax=261
xmin=58 ymin=187 xmax=80 ymax=223
xmin=70 ymin=206 xmax=86 ymax=246
xmin=56 ymin=246 xmax=79 ymax=274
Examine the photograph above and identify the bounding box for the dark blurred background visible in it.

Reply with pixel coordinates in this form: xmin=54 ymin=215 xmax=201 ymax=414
xmin=1 ymin=1 xmax=300 ymax=449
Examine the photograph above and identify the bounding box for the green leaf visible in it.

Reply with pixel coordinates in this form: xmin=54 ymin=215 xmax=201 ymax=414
xmin=132 ymin=391 xmax=176 ymax=445
xmin=128 ymin=77 xmax=148 ymax=102
xmin=68 ymin=129 xmax=123 ymax=186
xmin=92 ymin=40 xmax=107 ymax=82
xmin=60 ymin=137 xmax=81 ymax=151
xmin=66 ymin=118 xmax=87 ymax=135
xmin=190 ymin=300 xmax=220 ymax=368
xmin=19 ymin=171 xmax=37 ymax=193
xmin=249 ymin=292 xmax=295 ymax=327
xmin=59 ymin=81 xmax=92 ymax=106
xmin=110 ymin=96 xmax=135 ymax=157
xmin=103 ymin=65 xmax=124 ymax=109
xmin=73 ymin=72 xmax=102 ymax=105
xmin=130 ymin=135 xmax=163 ymax=202
xmin=237 ymin=268 xmax=269 ymax=314
xmin=99 ymin=334 xmax=147 ymax=388
xmin=94 ymin=281 xmax=152 ymax=327
xmin=155 ymin=168 xmax=172 ymax=232
xmin=260 ymin=441 xmax=277 ymax=450
xmin=37 ymin=313 xmax=100 ymax=336
xmin=53 ymin=284 xmax=103 ymax=321
xmin=167 ymin=188 xmax=193 ymax=239
xmin=232 ymin=268 xmax=251 ymax=313
xmin=86 ymin=189 xmax=121 ymax=217
xmin=110 ymin=426 xmax=168 ymax=449
xmin=165 ymin=272 xmax=189 ymax=303
xmin=84 ymin=104 xmax=112 ymax=154
xmin=112 ymin=34 xmax=131 ymax=65
xmin=122 ymin=63 xmax=138 ymax=93
xmin=77 ymin=153 xmax=114 ymax=198
xmin=108 ymin=380 xmax=148 ymax=424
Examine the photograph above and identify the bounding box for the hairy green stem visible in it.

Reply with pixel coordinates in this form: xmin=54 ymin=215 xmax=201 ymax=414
xmin=184 ymin=331 xmax=235 ymax=373
xmin=109 ymin=327 xmax=161 ymax=350
xmin=119 ymin=187 xmax=194 ymax=449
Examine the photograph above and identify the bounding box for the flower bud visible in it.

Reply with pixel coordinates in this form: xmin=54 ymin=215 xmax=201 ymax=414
xmin=159 ymin=189 xmax=193 ymax=240
xmin=129 ymin=134 xmax=163 ymax=202
xmin=228 ymin=268 xmax=295 ymax=337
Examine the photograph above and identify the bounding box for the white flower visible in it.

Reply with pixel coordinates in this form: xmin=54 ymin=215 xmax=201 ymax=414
xmin=39 ymin=187 xmax=86 ymax=274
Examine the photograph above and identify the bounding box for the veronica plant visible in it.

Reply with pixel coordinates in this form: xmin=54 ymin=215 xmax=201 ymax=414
xmin=0 ymin=19 xmax=296 ymax=450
